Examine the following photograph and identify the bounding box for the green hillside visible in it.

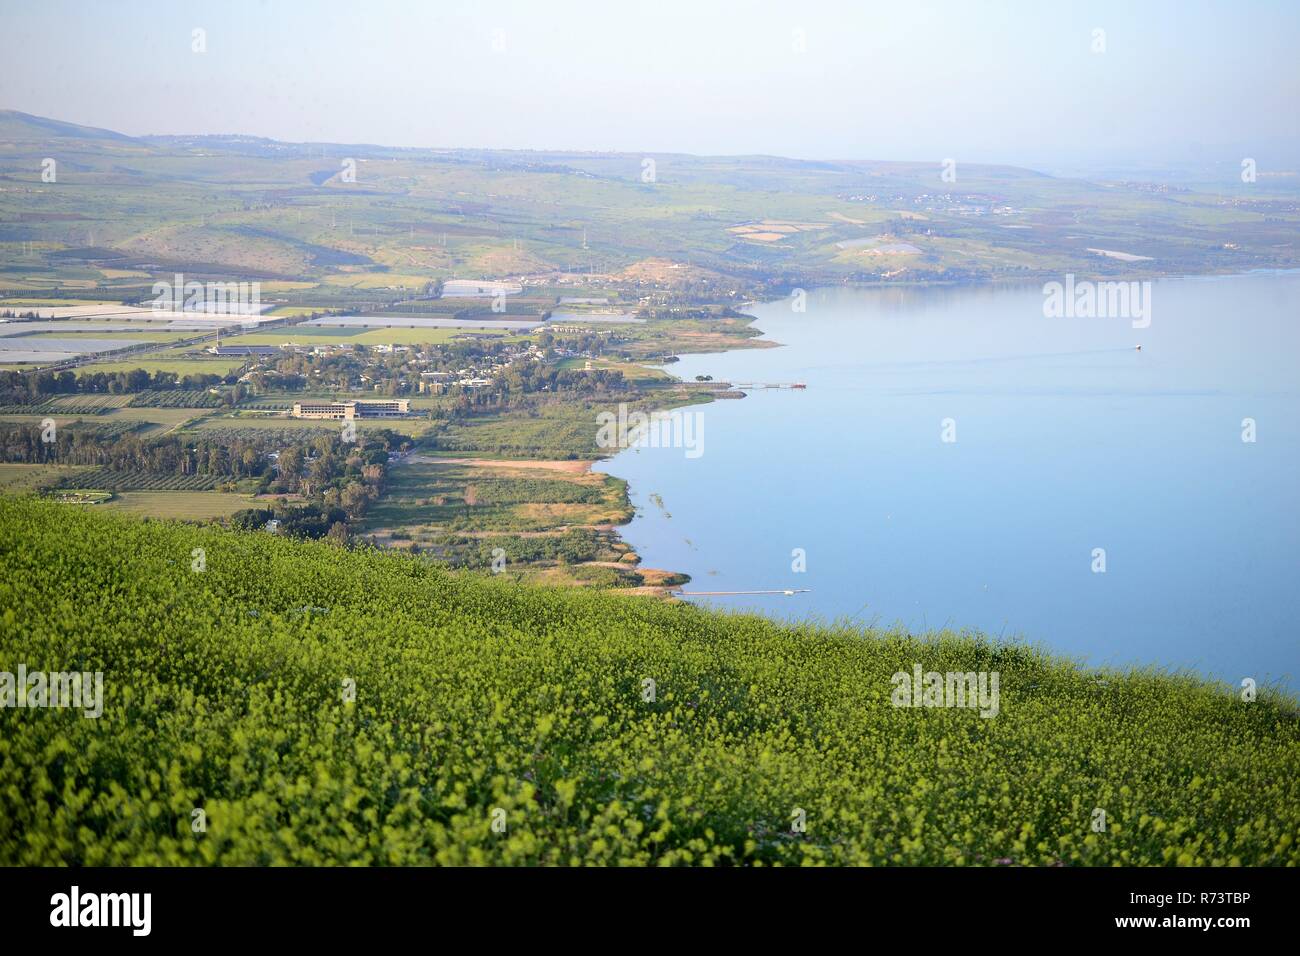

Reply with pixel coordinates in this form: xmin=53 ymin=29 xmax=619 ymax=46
xmin=4 ymin=109 xmax=1299 ymax=295
xmin=1 ymin=497 xmax=1296 ymax=866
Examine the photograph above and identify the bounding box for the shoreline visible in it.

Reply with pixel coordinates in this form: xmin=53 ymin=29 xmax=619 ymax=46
xmin=598 ymin=305 xmax=780 ymax=599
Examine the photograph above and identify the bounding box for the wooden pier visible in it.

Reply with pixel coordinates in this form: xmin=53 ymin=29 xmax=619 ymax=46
xmin=671 ymin=588 xmax=811 ymax=597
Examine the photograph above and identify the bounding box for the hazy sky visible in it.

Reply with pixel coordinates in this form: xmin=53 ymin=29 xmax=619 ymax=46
xmin=2 ymin=0 xmax=1297 ymax=168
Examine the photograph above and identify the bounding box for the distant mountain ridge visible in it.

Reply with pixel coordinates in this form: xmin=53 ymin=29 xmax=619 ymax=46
xmin=2 ymin=109 xmax=1294 ymax=287
xmin=0 ymin=109 xmax=1049 ymax=178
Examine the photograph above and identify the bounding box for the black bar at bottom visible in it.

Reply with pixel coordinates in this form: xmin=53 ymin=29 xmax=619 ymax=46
xmin=0 ymin=865 xmax=1291 ymax=942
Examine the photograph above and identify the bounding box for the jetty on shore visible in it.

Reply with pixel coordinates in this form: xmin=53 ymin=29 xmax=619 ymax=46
xmin=672 ymin=588 xmax=811 ymax=597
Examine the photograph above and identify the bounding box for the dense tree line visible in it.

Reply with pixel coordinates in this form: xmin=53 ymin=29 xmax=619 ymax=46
xmin=0 ymin=422 xmax=273 ymax=475
xmin=0 ymin=368 xmax=228 ymax=405
xmin=0 ymin=424 xmax=403 ymax=492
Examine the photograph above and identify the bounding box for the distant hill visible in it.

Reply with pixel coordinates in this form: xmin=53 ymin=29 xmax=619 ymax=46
xmin=1 ymin=109 xmax=1296 ymax=287
xmin=0 ymin=109 xmax=141 ymax=145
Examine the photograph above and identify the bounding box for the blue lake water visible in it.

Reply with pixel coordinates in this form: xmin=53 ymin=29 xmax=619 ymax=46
xmin=597 ymin=273 xmax=1300 ymax=689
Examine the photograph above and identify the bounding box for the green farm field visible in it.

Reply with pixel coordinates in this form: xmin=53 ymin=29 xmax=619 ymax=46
xmin=79 ymin=358 xmax=247 ymax=377
xmin=0 ymin=406 xmax=203 ymax=433
xmin=103 ymin=406 xmax=207 ymax=431
xmin=555 ymin=356 xmax=673 ymax=383
xmin=188 ymin=412 xmax=432 ymax=439
xmin=0 ymin=463 xmax=70 ymax=493
xmin=364 ymin=457 xmax=631 ymax=544
xmin=100 ymin=490 xmax=253 ymax=519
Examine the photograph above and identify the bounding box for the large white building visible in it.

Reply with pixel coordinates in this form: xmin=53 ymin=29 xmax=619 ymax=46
xmin=291 ymin=399 xmax=410 ymax=420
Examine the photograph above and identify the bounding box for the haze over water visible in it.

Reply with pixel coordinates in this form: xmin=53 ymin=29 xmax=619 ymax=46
xmin=600 ymin=272 xmax=1300 ymax=689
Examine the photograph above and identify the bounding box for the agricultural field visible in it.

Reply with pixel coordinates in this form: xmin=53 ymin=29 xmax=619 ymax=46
xmin=127 ymin=389 xmax=227 ymax=409
xmin=50 ymin=393 xmax=133 ymax=410
xmin=0 ymin=406 xmax=202 ymax=434
xmin=555 ymin=356 xmax=673 ymax=384
xmin=52 ymin=468 xmax=224 ymax=492
xmin=0 ymin=416 xmax=150 ymax=441
xmin=20 ymin=329 xmax=195 ymax=344
xmin=429 ymin=400 xmax=623 ymax=460
xmin=219 ymin=327 xmax=511 ymax=347
xmin=101 ymin=490 xmax=251 ymax=519
xmin=0 ymin=408 xmax=126 ymax=429
xmin=79 ymin=358 xmax=248 ymax=377
xmin=598 ymin=315 xmax=773 ymax=363
xmin=1 ymin=497 xmax=1296 ymax=866
xmin=181 ymin=420 xmax=337 ymax=444
xmin=100 ymin=407 xmax=208 ymax=432
xmin=364 ymin=457 xmax=632 ymax=551
xmin=264 ymin=306 xmax=328 ymax=318
xmin=188 ymin=413 xmax=432 ymax=441
xmin=0 ymin=298 xmax=126 ymax=308
xmin=429 ymin=390 xmax=711 ymax=462
xmin=322 ymin=272 xmax=437 ymax=291
xmin=0 ymin=463 xmax=73 ymax=493
xmin=0 ymin=400 xmax=113 ymax=416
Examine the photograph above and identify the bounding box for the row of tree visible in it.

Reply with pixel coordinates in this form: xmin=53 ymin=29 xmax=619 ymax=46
xmin=0 ymin=423 xmax=275 ymax=475
xmin=0 ymin=368 xmax=228 ymax=404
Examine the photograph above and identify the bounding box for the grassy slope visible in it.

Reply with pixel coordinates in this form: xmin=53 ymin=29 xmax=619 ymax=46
xmin=0 ymin=497 xmax=1296 ymax=866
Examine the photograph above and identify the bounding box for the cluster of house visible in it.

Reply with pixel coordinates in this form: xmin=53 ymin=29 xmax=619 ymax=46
xmin=240 ymin=337 xmax=608 ymax=400
xmin=216 ymin=342 xmax=426 ymax=359
xmin=840 ymin=192 xmax=1021 ymax=218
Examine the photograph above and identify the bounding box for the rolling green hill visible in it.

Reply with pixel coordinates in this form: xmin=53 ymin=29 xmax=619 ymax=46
xmin=1 ymin=497 xmax=1296 ymax=866
xmin=3 ymin=109 xmax=1298 ymax=296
